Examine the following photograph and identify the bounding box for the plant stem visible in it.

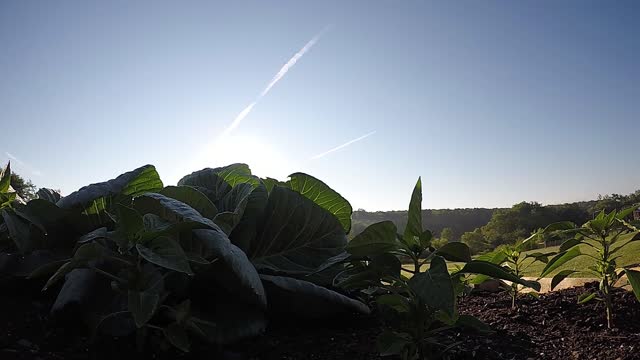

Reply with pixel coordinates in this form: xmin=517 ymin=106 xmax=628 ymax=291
xmin=601 ymin=235 xmax=613 ymax=329
xmin=413 ymin=256 xmax=421 ymax=274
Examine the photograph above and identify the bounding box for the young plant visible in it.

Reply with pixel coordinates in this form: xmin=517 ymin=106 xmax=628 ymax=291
xmin=475 ymin=235 xmax=550 ymax=308
xmin=541 ymin=207 xmax=640 ymax=329
xmin=336 ymin=178 xmax=540 ymax=359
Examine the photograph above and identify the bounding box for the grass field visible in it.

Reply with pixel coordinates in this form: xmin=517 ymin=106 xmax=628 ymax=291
xmin=402 ymin=240 xmax=640 ymax=278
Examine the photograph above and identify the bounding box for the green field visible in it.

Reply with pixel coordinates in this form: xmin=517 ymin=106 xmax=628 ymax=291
xmin=403 ymin=240 xmax=640 ymax=278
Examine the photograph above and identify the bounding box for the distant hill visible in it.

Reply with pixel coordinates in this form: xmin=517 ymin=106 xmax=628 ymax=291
xmin=350 ymin=208 xmax=496 ymax=240
xmin=349 ymin=191 xmax=636 ymax=245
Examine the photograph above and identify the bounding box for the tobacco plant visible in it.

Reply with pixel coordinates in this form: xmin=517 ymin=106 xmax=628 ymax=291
xmin=2 ymin=163 xmax=370 ymax=353
xmin=331 ymin=178 xmax=540 ymax=359
xmin=541 ymin=208 xmax=640 ymax=328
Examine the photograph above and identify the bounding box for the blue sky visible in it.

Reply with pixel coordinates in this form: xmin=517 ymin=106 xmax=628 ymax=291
xmin=1 ymin=1 xmax=639 ymax=210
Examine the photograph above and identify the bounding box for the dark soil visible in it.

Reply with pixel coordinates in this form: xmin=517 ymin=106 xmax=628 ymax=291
xmin=455 ymin=283 xmax=640 ymax=360
xmin=2 ymin=279 xmax=640 ymax=359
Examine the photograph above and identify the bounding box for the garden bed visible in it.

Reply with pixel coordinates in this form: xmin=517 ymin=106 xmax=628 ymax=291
xmin=3 ymin=279 xmax=640 ymax=360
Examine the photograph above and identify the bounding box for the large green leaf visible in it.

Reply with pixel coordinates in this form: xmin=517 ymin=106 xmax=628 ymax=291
xmin=550 ymin=270 xmax=577 ymax=291
xmin=377 ymin=294 xmax=410 ymax=313
xmin=403 ymin=177 xmax=422 ymax=248
xmin=178 ymin=164 xmax=259 ymax=203
xmin=229 ymin=183 xmax=269 ymax=253
xmin=559 ymin=237 xmax=584 ymax=252
xmin=136 ymin=236 xmax=193 ymax=275
xmin=617 ymin=206 xmax=638 ymax=220
xmin=0 ymin=162 xmax=11 ymax=193
xmin=436 ymin=242 xmax=472 ymax=262
xmin=13 ymin=200 xmax=69 ymax=237
xmin=36 ymin=188 xmax=62 ymax=203
xmin=345 ymin=221 xmax=398 ymax=257
xmin=540 ymin=247 xmax=583 ymax=278
xmin=192 ymin=229 xmax=266 ymax=308
xmin=455 ymin=260 xmax=541 ymax=291
xmin=286 ymin=173 xmax=352 ymax=233
xmin=159 ymin=186 xmax=218 ymax=220
xmin=134 ymin=193 xmax=216 ymax=230
xmin=262 ymin=177 xmax=286 ymax=193
xmin=214 ymin=163 xmax=258 ymax=187
xmin=259 ymin=274 xmax=369 ymax=318
xmin=408 ymin=256 xmax=454 ymax=316
xmin=2 ymin=209 xmax=39 ymax=253
xmin=43 ymin=242 xmax=106 ymax=290
xmin=128 ymin=290 xmax=160 ymax=328
xmin=213 ymin=183 xmax=253 ymax=234
xmin=248 ymin=186 xmax=347 ymax=274
xmin=57 ymin=165 xmax=163 ymax=210
xmin=543 ymin=221 xmax=577 ymax=233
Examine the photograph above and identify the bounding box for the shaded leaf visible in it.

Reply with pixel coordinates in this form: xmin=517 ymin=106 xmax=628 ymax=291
xmin=403 ymin=177 xmax=422 ymax=248
xmin=346 ymin=221 xmax=398 ymax=257
xmin=408 ymin=256 xmax=454 ymax=316
xmin=136 ymin=236 xmax=193 ymax=275
xmin=376 ymin=294 xmax=410 ymax=313
xmin=57 ymin=165 xmax=162 ymax=211
xmin=436 ymin=242 xmax=472 ymax=262
xmin=260 ymin=274 xmax=370 ymax=318
xmin=128 ymin=290 xmax=160 ymax=328
xmin=134 ymin=193 xmax=216 ymax=230
xmin=550 ymin=270 xmax=577 ymax=290
xmin=37 ymin=188 xmax=62 ymax=203
xmin=160 ymin=186 xmax=218 ymax=219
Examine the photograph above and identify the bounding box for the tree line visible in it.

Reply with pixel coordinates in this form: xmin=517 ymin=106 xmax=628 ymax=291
xmin=351 ymin=190 xmax=640 ymax=254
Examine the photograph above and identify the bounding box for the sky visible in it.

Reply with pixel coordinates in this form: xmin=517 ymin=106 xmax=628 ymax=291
xmin=1 ymin=1 xmax=639 ymax=211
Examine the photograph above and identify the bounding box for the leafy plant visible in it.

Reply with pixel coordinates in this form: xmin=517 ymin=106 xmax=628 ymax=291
xmin=332 ymin=178 xmax=540 ymax=359
xmin=474 ymin=235 xmax=550 ymax=308
xmin=14 ymin=164 xmax=369 ymax=353
xmin=541 ymin=208 xmax=640 ymax=328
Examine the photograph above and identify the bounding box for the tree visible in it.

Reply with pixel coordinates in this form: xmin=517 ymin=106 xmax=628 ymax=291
xmin=440 ymin=227 xmax=454 ymax=242
xmin=10 ymin=173 xmax=36 ymax=201
xmin=461 ymin=229 xmax=489 ymax=254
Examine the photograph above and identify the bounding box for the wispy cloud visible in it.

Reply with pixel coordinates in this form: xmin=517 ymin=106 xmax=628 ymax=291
xmin=220 ymin=25 xmax=331 ymax=138
xmin=5 ymin=152 xmax=43 ymax=177
xmin=310 ymin=131 xmax=377 ymax=160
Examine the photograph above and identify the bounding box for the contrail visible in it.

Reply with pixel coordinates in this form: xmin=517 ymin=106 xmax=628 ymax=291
xmin=220 ymin=25 xmax=331 ymax=138
xmin=5 ymin=152 xmax=43 ymax=176
xmin=219 ymin=102 xmax=256 ymax=138
xmin=259 ymin=26 xmax=330 ymax=98
xmin=310 ymin=131 xmax=376 ymax=160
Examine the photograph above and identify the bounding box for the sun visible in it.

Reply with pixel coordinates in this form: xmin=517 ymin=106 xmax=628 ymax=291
xmin=195 ymin=134 xmax=293 ymax=181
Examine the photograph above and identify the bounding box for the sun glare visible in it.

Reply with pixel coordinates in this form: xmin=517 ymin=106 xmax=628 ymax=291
xmin=198 ymin=134 xmax=293 ymax=181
